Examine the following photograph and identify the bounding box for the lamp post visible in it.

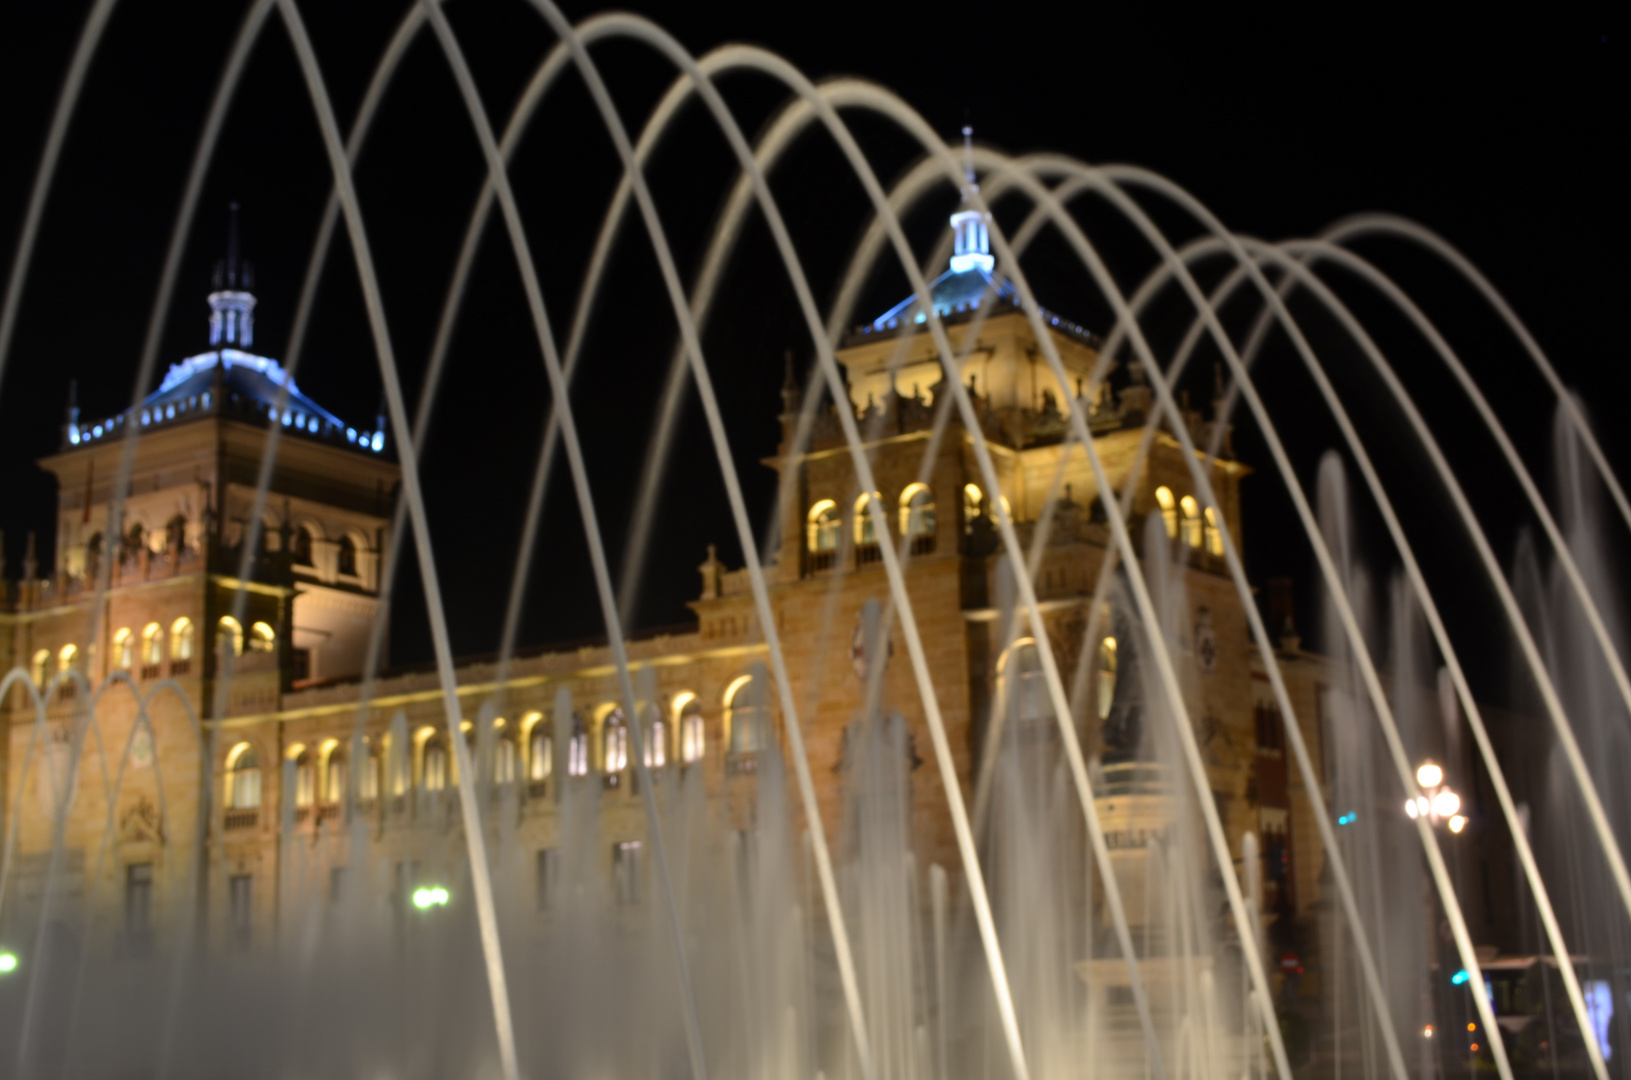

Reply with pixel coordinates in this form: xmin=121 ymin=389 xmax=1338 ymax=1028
xmin=1405 ymin=761 xmax=1467 ymax=833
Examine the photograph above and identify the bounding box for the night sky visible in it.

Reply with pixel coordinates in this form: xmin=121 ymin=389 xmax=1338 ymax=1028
xmin=0 ymin=2 xmax=1621 ymax=706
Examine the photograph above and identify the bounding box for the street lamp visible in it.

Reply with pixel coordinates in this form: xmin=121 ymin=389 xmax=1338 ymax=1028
xmin=1405 ymin=760 xmax=1467 ymax=832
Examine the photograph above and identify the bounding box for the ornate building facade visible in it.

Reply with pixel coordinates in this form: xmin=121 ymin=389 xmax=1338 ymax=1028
xmin=1 ymin=208 xmax=1331 ymax=961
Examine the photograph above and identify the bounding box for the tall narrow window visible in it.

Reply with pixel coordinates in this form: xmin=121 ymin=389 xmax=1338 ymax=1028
xmin=1180 ymin=496 xmax=1202 ymax=549
xmin=1097 ymin=638 xmax=1118 ymax=721
xmin=58 ymin=643 xmax=78 ymax=674
xmin=643 ymin=704 xmax=667 ymax=768
xmin=338 ymin=535 xmax=357 ymax=576
xmin=496 ymin=736 xmax=518 ymax=785
xmin=422 ymin=741 xmax=448 ymax=793
xmin=248 ymin=621 xmax=276 ymax=653
xmin=170 ymin=618 xmax=194 ymax=662
xmin=218 ymin=616 xmax=243 ymax=658
xmin=963 ymin=483 xmax=984 ymax=534
xmin=113 ymin=628 xmax=134 ymax=670
xmin=323 ymin=747 xmax=347 ymax=804
xmin=602 ymin=709 xmax=628 ymax=775
xmin=678 ymin=696 xmax=705 ymax=764
xmin=292 ymin=525 xmax=314 ymax=567
xmin=226 ymin=743 xmax=262 ymax=810
xmin=854 ymin=492 xmax=884 ymax=545
xmin=806 ymin=500 xmax=840 ymax=552
xmin=528 ymin=719 xmax=553 ymax=784
xmin=293 ymin=750 xmax=315 ymax=808
xmin=900 ymin=484 xmax=936 ymax=552
xmin=726 ymin=676 xmax=767 ymax=755
xmin=1203 ymin=506 xmax=1224 ymax=556
xmin=141 ymin=623 xmax=163 ymax=666
xmin=1154 ymin=486 xmax=1177 ymax=539
xmin=568 ymin=714 xmax=589 ymax=777
xmin=30 ymin=649 xmax=49 ymax=687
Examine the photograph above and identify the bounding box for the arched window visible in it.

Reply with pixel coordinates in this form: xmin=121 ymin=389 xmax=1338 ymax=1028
xmin=602 ymin=709 xmax=628 ymax=774
xmin=323 ymin=746 xmax=347 ymax=804
xmin=292 ymin=525 xmax=314 ymax=567
xmin=170 ymin=618 xmax=194 ymax=661
xmin=1003 ymin=641 xmax=1049 ymax=723
xmin=726 ymin=676 xmax=767 ymax=755
xmin=226 ymin=743 xmax=262 ymax=810
xmin=900 ymin=484 xmax=936 ymax=547
xmin=1180 ymin=495 xmax=1202 ymax=549
xmin=30 ymin=648 xmax=50 ymax=686
xmin=963 ymin=483 xmax=984 ymax=533
xmin=58 ymin=643 xmax=78 ymax=674
xmin=357 ymin=740 xmax=381 ymax=802
xmin=643 ymin=704 xmax=667 ymax=768
xmin=1154 ymin=486 xmax=1178 ymax=539
xmin=218 ymin=616 xmax=243 ymax=658
xmin=338 ymin=534 xmax=357 ymax=576
xmin=527 ymin=715 xmax=553 ymax=783
xmin=248 ymin=622 xmax=276 ymax=653
xmin=1097 ymin=637 xmax=1118 ymax=721
xmin=854 ymin=492 xmax=884 ymax=545
xmin=806 ymin=500 xmax=840 ymax=552
xmin=675 ymin=694 xmax=705 ymax=764
xmin=1203 ymin=506 xmax=1224 ymax=556
xmin=293 ymin=750 xmax=315 ymax=808
xmin=166 ymin=515 xmax=187 ymax=556
xmin=113 ymin=628 xmax=134 ymax=670
xmin=141 ymin=623 xmax=163 ymax=666
xmin=496 ymin=736 xmax=518 ymax=785
xmin=567 ymin=713 xmax=589 ymax=777
xmin=422 ymin=740 xmax=448 ymax=793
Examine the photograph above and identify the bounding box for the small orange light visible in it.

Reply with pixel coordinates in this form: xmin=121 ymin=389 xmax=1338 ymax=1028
xmin=1471 ymin=1044 xmax=1479 ymax=1052
xmin=1467 ymin=1023 xmax=1477 ymax=1032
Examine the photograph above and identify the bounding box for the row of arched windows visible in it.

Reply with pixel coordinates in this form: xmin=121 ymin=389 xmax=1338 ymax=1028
xmin=29 ymin=616 xmax=276 ymax=686
xmin=807 ymin=485 xmax=938 ymax=553
xmin=1154 ymin=486 xmax=1223 ymax=556
xmin=219 ymin=678 xmax=772 ymax=812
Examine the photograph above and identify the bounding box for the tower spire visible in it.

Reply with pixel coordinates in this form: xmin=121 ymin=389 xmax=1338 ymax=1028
xmin=208 ymin=202 xmax=256 ymax=349
xmin=948 ymin=126 xmax=993 ymax=274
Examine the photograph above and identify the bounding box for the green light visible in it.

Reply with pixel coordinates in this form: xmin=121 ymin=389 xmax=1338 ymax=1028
xmin=0 ymin=951 xmax=18 ymax=974
xmin=411 ymin=886 xmax=449 ymax=910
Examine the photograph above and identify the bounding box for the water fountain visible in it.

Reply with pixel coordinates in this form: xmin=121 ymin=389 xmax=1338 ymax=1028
xmin=0 ymin=3 xmax=1625 ymax=1079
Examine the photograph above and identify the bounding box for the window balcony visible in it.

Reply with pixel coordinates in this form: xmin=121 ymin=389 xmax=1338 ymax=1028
xmin=169 ymin=659 xmax=190 ymax=677
xmin=806 ymin=549 xmax=836 ymax=573
xmin=855 ymin=542 xmax=882 ymax=567
xmin=223 ymin=809 xmax=258 ymax=831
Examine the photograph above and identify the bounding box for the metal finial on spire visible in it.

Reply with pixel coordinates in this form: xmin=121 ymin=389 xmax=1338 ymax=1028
xmin=961 ymin=125 xmax=978 ymax=190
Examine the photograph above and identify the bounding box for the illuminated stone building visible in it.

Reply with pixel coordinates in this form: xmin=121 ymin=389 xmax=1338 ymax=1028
xmin=1 ymin=207 xmax=1330 ymax=958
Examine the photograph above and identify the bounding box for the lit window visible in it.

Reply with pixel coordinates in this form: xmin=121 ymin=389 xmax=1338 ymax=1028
xmin=1180 ymin=495 xmax=1202 ymax=549
xmin=726 ymin=676 xmax=767 ymax=755
xmin=806 ymin=500 xmax=840 ymax=552
xmin=113 ymin=628 xmax=134 ymax=670
xmin=293 ymin=750 xmax=315 ymax=807
xmin=218 ymin=616 xmax=243 ymax=657
xmin=1154 ymin=486 xmax=1177 ymax=539
xmin=141 ymin=624 xmax=163 ymax=666
xmin=249 ymin=622 xmax=276 ymax=653
xmin=170 ymin=618 xmax=194 ymax=661
xmin=30 ymin=648 xmax=50 ymax=686
xmin=602 ymin=709 xmax=628 ymax=773
xmin=323 ymin=746 xmax=346 ymax=804
xmin=643 ymin=704 xmax=667 ymax=768
xmin=1003 ymin=641 xmax=1049 ymax=723
xmin=675 ymin=694 xmax=705 ymax=764
xmin=496 ymin=737 xmax=518 ymax=785
xmin=58 ymin=643 xmax=78 ymax=674
xmin=1097 ymin=638 xmax=1118 ymax=721
xmin=422 ymin=741 xmax=448 ymax=793
xmin=900 ymin=484 xmax=936 ymax=540
xmin=568 ymin=714 xmax=589 ymax=777
xmin=226 ymin=743 xmax=262 ymax=809
xmin=1203 ymin=506 xmax=1224 ymax=556
xmin=854 ymin=492 xmax=884 ymax=545
xmin=526 ymin=714 xmax=553 ymax=782
xmin=963 ymin=483 xmax=984 ymax=533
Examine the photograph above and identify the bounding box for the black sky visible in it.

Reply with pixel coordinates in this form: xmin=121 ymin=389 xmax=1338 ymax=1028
xmin=0 ymin=2 xmax=1622 ymax=704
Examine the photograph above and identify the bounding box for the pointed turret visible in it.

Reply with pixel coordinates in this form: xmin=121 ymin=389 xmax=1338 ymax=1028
xmin=208 ymin=202 xmax=256 ymax=348
xmin=949 ymin=127 xmax=993 ymax=274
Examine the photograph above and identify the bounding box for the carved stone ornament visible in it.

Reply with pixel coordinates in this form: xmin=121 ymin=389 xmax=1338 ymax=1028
xmin=119 ymin=794 xmax=164 ymax=845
